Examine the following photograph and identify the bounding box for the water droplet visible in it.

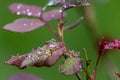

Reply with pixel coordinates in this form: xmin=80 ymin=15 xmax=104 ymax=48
xmin=27 ymin=12 xmax=32 ymax=16
xmin=28 ymin=55 xmax=31 ymax=58
xmin=37 ymin=12 xmax=41 ymax=16
xmin=59 ymin=9 xmax=63 ymax=13
xmin=80 ymin=16 xmax=84 ymax=20
xmin=23 ymin=23 xmax=27 ymax=26
xmin=17 ymin=4 xmax=22 ymax=9
xmin=105 ymin=46 xmax=109 ymax=49
xmin=31 ymin=58 xmax=35 ymax=61
xmin=17 ymin=12 xmax=21 ymax=15
xmin=47 ymin=1 xmax=54 ymax=6
xmin=26 ymin=9 xmax=30 ymax=12
xmin=79 ymin=65 xmax=82 ymax=71
xmin=36 ymin=50 xmax=41 ymax=54
xmin=82 ymin=2 xmax=89 ymax=6
xmin=49 ymin=44 xmax=55 ymax=48
xmin=85 ymin=2 xmax=90 ymax=6
xmin=50 ymin=38 xmax=56 ymax=42
xmin=63 ymin=4 xmax=67 ymax=9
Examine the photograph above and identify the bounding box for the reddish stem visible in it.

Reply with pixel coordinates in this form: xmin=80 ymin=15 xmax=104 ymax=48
xmin=40 ymin=17 xmax=61 ymax=41
xmin=45 ymin=23 xmax=62 ymax=41
xmin=82 ymin=67 xmax=93 ymax=80
xmin=93 ymin=55 xmax=102 ymax=80
xmin=58 ymin=0 xmax=64 ymax=40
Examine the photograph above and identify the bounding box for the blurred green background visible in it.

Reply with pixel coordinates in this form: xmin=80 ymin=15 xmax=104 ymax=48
xmin=0 ymin=0 xmax=120 ymax=80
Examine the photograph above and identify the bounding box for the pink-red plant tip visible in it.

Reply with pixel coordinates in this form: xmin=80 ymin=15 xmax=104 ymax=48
xmin=8 ymin=72 xmax=44 ymax=80
xmin=99 ymin=39 xmax=120 ymax=55
xmin=9 ymin=3 xmax=42 ymax=17
xmin=5 ymin=40 xmax=65 ymax=69
xmin=42 ymin=10 xmax=66 ymax=22
xmin=5 ymin=55 xmax=28 ymax=69
xmin=3 ymin=18 xmax=46 ymax=33
xmin=98 ymin=39 xmax=108 ymax=54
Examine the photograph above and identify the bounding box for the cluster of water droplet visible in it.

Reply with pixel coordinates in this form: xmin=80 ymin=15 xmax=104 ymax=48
xmin=12 ymin=3 xmax=41 ymax=17
xmin=63 ymin=50 xmax=80 ymax=58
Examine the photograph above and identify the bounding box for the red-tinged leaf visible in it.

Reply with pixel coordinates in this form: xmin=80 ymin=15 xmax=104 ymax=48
xmin=42 ymin=10 xmax=66 ymax=22
xmin=9 ymin=3 xmax=42 ymax=17
xmin=114 ymin=72 xmax=120 ymax=78
xmin=3 ymin=18 xmax=46 ymax=33
xmin=5 ymin=54 xmax=28 ymax=69
xmin=21 ymin=41 xmax=65 ymax=68
xmin=8 ymin=72 xmax=44 ymax=80
xmin=59 ymin=57 xmax=82 ymax=76
xmin=5 ymin=40 xmax=65 ymax=69
xmin=99 ymin=39 xmax=120 ymax=55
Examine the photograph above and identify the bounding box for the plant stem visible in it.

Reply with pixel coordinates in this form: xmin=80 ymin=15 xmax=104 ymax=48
xmin=63 ymin=17 xmax=84 ymax=31
xmin=82 ymin=67 xmax=93 ymax=80
xmin=93 ymin=55 xmax=101 ymax=80
xmin=58 ymin=11 xmax=64 ymax=40
xmin=58 ymin=0 xmax=65 ymax=41
xmin=45 ymin=23 xmax=62 ymax=41
xmin=40 ymin=18 xmax=62 ymax=41
xmin=75 ymin=73 xmax=82 ymax=80
xmin=83 ymin=48 xmax=90 ymax=80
